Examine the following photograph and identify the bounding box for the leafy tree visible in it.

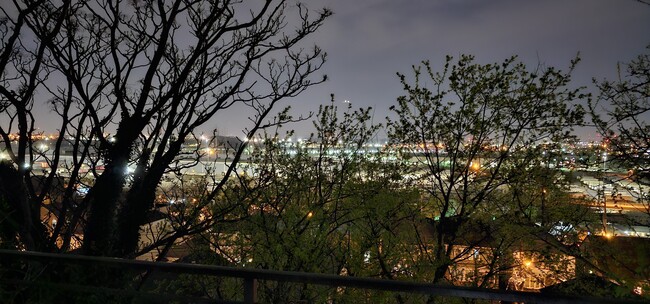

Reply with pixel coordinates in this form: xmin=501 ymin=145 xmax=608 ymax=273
xmin=157 ymin=101 xmax=424 ymax=303
xmin=589 ymin=46 xmax=650 ymax=296
xmin=590 ymin=46 xmax=650 ymax=215
xmin=387 ymin=54 xmax=586 ymax=286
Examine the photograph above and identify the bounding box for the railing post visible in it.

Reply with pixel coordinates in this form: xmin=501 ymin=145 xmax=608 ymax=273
xmin=244 ymin=278 xmax=258 ymax=304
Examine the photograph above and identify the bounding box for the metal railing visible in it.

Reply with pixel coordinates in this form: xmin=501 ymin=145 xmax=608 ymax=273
xmin=0 ymin=249 xmax=643 ymax=304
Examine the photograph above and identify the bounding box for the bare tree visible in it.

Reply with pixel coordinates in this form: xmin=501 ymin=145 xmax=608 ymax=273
xmin=0 ymin=0 xmax=330 ymax=257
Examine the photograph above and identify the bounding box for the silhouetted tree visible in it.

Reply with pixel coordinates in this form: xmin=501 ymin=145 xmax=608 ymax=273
xmin=0 ymin=0 xmax=330 ymax=258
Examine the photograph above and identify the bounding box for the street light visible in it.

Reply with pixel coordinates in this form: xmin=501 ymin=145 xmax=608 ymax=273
xmin=523 ymin=259 xmax=533 ymax=268
xmin=203 ymin=147 xmax=216 ymax=175
xmin=601 ymin=152 xmax=608 ymax=234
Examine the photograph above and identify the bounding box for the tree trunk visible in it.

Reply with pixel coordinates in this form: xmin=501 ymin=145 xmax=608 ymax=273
xmin=83 ymin=120 xmax=142 ymax=256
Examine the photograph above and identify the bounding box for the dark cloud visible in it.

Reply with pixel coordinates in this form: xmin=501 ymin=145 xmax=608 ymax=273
xmin=28 ymin=0 xmax=650 ymax=139
xmin=277 ymin=0 xmax=649 ymax=139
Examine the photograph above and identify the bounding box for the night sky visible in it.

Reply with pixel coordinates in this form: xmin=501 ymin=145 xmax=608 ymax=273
xmin=243 ymin=0 xmax=650 ymax=140
xmin=30 ymin=0 xmax=650 ymax=140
